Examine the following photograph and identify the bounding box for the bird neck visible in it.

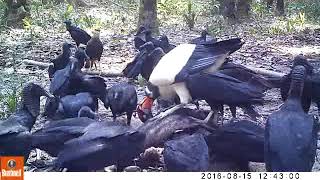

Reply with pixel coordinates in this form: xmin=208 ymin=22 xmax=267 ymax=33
xmin=66 ymin=24 xmax=71 ymax=30
xmin=93 ymin=33 xmax=100 ymax=39
xmin=286 ymin=78 xmax=304 ymax=108
xmin=63 ymin=49 xmax=71 ymax=57
xmin=16 ymin=107 xmax=36 ymax=131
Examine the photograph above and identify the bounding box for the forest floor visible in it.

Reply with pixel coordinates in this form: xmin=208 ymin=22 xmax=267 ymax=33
xmin=0 ymin=1 xmax=320 ymax=172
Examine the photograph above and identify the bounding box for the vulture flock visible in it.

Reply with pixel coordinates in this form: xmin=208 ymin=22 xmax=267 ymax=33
xmin=0 ymin=20 xmax=320 ymax=172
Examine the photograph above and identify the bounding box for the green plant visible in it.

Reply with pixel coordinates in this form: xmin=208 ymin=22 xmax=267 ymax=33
xmin=251 ymin=1 xmax=269 ymax=18
xmin=63 ymin=3 xmax=75 ymax=21
xmin=297 ymin=12 xmax=306 ymax=27
xmin=137 ymin=75 xmax=146 ymax=87
xmin=0 ymin=86 xmax=21 ymax=119
xmin=183 ymin=0 xmax=197 ymax=30
xmin=208 ymin=16 xmax=225 ymax=35
xmin=287 ymin=0 xmax=320 ymax=23
xmin=0 ymin=0 xmax=7 ymax=26
xmin=158 ymin=0 xmax=189 ymax=19
xmin=23 ymin=17 xmax=38 ymax=42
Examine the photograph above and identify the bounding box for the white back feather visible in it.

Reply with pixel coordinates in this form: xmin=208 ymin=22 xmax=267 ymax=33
xmin=149 ymin=44 xmax=196 ymax=86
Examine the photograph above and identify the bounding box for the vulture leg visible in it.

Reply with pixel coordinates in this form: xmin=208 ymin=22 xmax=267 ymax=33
xmin=193 ymin=100 xmax=200 ymax=109
xmin=94 ymin=60 xmax=97 ymax=70
xmin=229 ymin=105 xmax=237 ymax=118
xmin=241 ymin=105 xmax=260 ymax=121
xmin=112 ymin=112 xmax=117 ymax=122
xmin=98 ymin=60 xmax=101 ymax=72
xmin=204 ymin=110 xmax=214 ymax=123
xmin=126 ymin=111 xmax=133 ymax=126
xmin=317 ymin=101 xmax=320 ymax=116
xmin=173 ymin=83 xmax=192 ymax=104
xmin=205 ymin=107 xmax=220 ymax=126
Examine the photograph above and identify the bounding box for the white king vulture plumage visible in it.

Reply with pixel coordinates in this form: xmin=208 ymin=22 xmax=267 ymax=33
xmin=139 ymin=38 xmax=244 ymax=114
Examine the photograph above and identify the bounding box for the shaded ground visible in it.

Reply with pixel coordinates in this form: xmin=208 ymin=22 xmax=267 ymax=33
xmin=0 ymin=1 xmax=320 ymax=172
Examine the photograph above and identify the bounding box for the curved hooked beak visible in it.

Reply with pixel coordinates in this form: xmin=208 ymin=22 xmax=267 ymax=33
xmin=136 ymin=96 xmax=154 ymax=122
xmin=144 ymin=86 xmax=154 ymax=98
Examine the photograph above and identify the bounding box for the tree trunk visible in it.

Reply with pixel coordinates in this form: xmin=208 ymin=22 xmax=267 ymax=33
xmin=236 ymin=0 xmax=252 ymax=18
xmin=138 ymin=0 xmax=159 ymax=34
xmin=217 ymin=0 xmax=236 ymax=21
xmin=276 ymin=0 xmax=284 ymax=16
xmin=4 ymin=0 xmax=30 ymax=27
xmin=266 ymin=0 xmax=273 ymax=9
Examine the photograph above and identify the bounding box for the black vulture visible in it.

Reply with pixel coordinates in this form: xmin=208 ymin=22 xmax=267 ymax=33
xmin=0 ymin=83 xmax=53 ymax=161
xmin=48 ymin=42 xmax=72 ymax=80
xmin=143 ymin=30 xmax=175 ymax=53
xmin=186 ymin=72 xmax=265 ymax=123
xmin=85 ymin=29 xmax=103 ymax=70
xmin=158 ymin=35 xmax=176 ymax=53
xmin=189 ymin=30 xmax=217 ymax=44
xmin=142 ymin=38 xmax=244 ymax=108
xmin=203 ymin=62 xmax=273 ymax=118
xmin=133 ymin=26 xmax=147 ymax=49
xmin=31 ymin=117 xmax=97 ymax=157
xmin=206 ymin=120 xmax=264 ymax=171
xmin=280 ymin=55 xmax=313 ymax=113
xmin=49 ymin=58 xmax=78 ymax=97
xmin=75 ymin=74 xmax=107 ymax=101
xmin=43 ymin=92 xmax=98 ymax=120
xmin=310 ymin=73 xmax=320 ymax=115
xmin=64 ymin=20 xmax=91 ymax=47
xmin=123 ymin=42 xmax=166 ymax=80
xmin=55 ymin=121 xmax=146 ymax=171
xmin=104 ymin=82 xmax=137 ymax=126
xmin=123 ymin=42 xmax=156 ymax=79
xmin=164 ymin=134 xmax=209 ymax=172
xmin=144 ymin=30 xmax=162 ymax=47
xmin=265 ymin=65 xmax=318 ymax=172
xmin=49 ymin=58 xmax=106 ymax=100
xmin=74 ymin=47 xmax=89 ymax=69
xmin=220 ymin=62 xmax=273 ymax=92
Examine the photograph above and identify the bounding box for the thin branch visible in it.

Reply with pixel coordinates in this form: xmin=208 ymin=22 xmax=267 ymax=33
xmin=22 ymin=60 xmax=124 ymax=78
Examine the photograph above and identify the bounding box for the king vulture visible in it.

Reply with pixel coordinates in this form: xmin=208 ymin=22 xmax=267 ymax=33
xmin=143 ymin=38 xmax=244 ymax=109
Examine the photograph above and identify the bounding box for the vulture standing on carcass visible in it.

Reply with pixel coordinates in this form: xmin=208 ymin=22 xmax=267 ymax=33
xmin=186 ymin=71 xmax=265 ymax=124
xmin=138 ymin=38 xmax=244 ymax=119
